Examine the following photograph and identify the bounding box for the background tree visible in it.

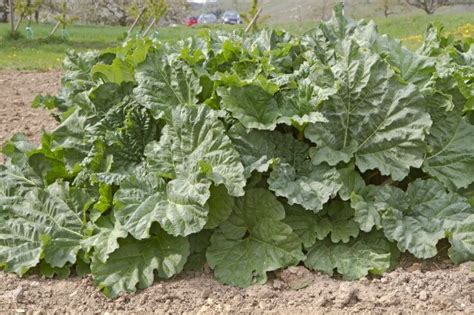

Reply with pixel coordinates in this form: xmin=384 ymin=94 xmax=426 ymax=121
xmin=241 ymin=0 xmax=269 ymax=32
xmin=405 ymin=0 xmax=474 ymax=14
xmin=49 ymin=0 xmax=77 ymax=38
xmin=127 ymin=0 xmax=148 ymax=32
xmin=143 ymin=0 xmax=167 ymax=35
xmin=380 ymin=0 xmax=406 ymax=17
xmin=0 ymin=0 xmax=7 ymax=22
xmin=13 ymin=0 xmax=42 ymax=31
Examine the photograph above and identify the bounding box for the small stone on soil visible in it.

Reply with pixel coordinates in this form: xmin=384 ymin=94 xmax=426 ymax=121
xmin=419 ymin=290 xmax=429 ymax=301
xmin=279 ymin=266 xmax=314 ymax=290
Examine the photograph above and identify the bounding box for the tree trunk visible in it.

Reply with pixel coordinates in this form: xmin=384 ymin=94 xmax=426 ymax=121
xmin=14 ymin=13 xmax=23 ymax=32
xmin=8 ymin=0 xmax=14 ymax=33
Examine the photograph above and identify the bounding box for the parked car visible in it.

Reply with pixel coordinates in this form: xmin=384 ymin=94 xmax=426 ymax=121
xmin=222 ymin=10 xmax=242 ymax=25
xmin=198 ymin=13 xmax=218 ymax=25
xmin=186 ymin=16 xmax=198 ymax=27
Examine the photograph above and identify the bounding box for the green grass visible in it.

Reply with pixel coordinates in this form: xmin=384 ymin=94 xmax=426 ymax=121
xmin=376 ymin=12 xmax=474 ymax=46
xmin=0 ymin=23 xmax=128 ymax=70
xmin=0 ymin=22 xmax=239 ymax=70
xmin=0 ymin=11 xmax=473 ymax=71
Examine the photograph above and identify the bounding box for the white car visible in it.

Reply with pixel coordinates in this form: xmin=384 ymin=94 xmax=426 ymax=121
xmin=198 ymin=13 xmax=218 ymax=24
xmin=222 ymin=11 xmax=242 ymax=25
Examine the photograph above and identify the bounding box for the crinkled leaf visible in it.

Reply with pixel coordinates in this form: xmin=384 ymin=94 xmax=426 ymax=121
xmin=284 ymin=203 xmax=331 ymax=248
xmin=205 ymin=185 xmax=235 ymax=230
xmin=217 ymin=84 xmax=282 ymax=130
xmin=356 ymin=22 xmax=435 ymax=87
xmin=423 ymin=107 xmax=474 ymax=190
xmin=381 ymin=179 xmax=474 ymax=259
xmin=114 ymin=173 xmax=209 ymax=238
xmin=206 ymin=189 xmax=304 ymax=287
xmin=284 ymin=201 xmax=359 ymax=247
xmin=39 ymin=261 xmax=71 ymax=279
xmin=268 ymin=161 xmax=341 ymax=212
xmin=82 ymin=216 xmax=128 ymax=263
xmin=227 ymin=125 xmax=276 ymax=178
xmin=91 ymin=230 xmax=189 ymax=298
xmin=324 ymin=201 xmax=360 ymax=243
xmin=0 ymin=182 xmax=90 ymax=274
xmin=351 ymin=185 xmax=405 ymax=232
xmin=305 ymin=40 xmax=431 ymax=181
xmin=134 ymin=53 xmax=201 ymax=120
xmin=146 ymin=105 xmax=245 ymax=198
xmin=337 ymin=165 xmax=366 ymax=201
xmin=305 ymin=231 xmax=396 ymax=280
xmin=92 ymin=58 xmax=135 ymax=84
xmin=448 ymin=216 xmax=474 ymax=264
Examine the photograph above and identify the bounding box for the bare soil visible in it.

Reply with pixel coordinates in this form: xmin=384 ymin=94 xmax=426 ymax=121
xmin=0 ymin=71 xmax=473 ymax=314
xmin=0 ymin=71 xmax=60 ymax=162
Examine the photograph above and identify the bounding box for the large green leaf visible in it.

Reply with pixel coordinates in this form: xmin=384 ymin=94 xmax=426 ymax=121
xmin=205 ymin=185 xmax=235 ymax=230
xmin=134 ymin=52 xmax=201 ymax=120
xmin=381 ymin=179 xmax=474 ymax=259
xmin=284 ymin=200 xmax=359 ymax=248
xmin=284 ymin=204 xmax=331 ymax=248
xmin=114 ymin=173 xmax=209 ymax=238
xmin=91 ymin=230 xmax=189 ymax=298
xmin=276 ymin=63 xmax=331 ymax=129
xmin=305 ymin=231 xmax=397 ymax=280
xmin=0 ymin=182 xmax=91 ymax=274
xmin=305 ymin=40 xmax=431 ymax=181
xmin=351 ymin=185 xmax=405 ymax=232
xmin=355 ymin=22 xmax=435 ymax=88
xmin=91 ymin=58 xmax=135 ymax=84
xmin=423 ymin=107 xmax=474 ymax=190
xmin=82 ymin=216 xmax=128 ymax=263
xmin=146 ymin=105 xmax=246 ymax=199
xmin=0 ymin=218 xmax=43 ymax=275
xmin=227 ymin=125 xmax=276 ymax=178
xmin=337 ymin=165 xmax=366 ymax=201
xmin=448 ymin=216 xmax=474 ymax=264
xmin=206 ymin=189 xmax=304 ymax=287
xmin=268 ymin=161 xmax=341 ymax=212
xmin=217 ymin=84 xmax=282 ymax=130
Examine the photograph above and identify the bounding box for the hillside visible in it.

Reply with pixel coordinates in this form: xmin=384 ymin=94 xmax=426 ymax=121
xmin=215 ymin=0 xmax=474 ymax=24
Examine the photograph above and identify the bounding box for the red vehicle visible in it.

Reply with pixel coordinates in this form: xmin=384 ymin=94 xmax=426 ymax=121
xmin=186 ymin=16 xmax=198 ymax=27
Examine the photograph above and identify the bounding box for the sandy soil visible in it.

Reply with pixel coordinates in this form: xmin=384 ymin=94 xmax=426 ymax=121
xmin=0 ymin=71 xmax=473 ymax=314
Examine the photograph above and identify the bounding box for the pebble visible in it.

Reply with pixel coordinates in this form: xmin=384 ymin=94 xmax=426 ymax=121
xmin=407 ymin=263 xmax=423 ymax=273
xmin=316 ymin=294 xmax=330 ymax=307
xmin=279 ymin=266 xmax=314 ymax=290
xmin=335 ymin=286 xmax=359 ymax=307
xmin=200 ymin=289 xmax=211 ymax=299
xmin=206 ymin=298 xmax=214 ymax=305
xmin=419 ymin=290 xmax=429 ymax=301
xmin=358 ymin=277 xmax=370 ymax=285
xmin=272 ymin=279 xmax=285 ymax=290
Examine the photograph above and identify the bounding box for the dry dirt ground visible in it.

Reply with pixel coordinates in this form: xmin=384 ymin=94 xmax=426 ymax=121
xmin=0 ymin=71 xmax=59 ymax=163
xmin=0 ymin=71 xmax=473 ymax=314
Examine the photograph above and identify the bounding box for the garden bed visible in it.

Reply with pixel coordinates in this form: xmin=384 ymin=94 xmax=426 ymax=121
xmin=0 ymin=70 xmax=472 ymax=314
